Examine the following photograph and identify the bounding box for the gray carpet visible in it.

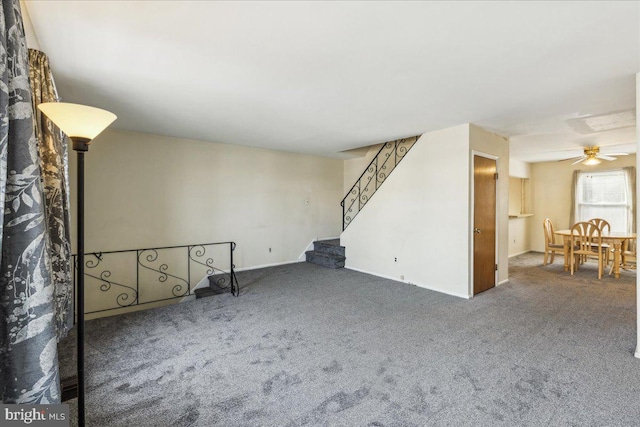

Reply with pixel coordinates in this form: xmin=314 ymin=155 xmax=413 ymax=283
xmin=59 ymin=253 xmax=639 ymax=426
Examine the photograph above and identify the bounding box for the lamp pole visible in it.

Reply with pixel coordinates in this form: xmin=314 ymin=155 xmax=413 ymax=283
xmin=74 ymin=138 xmax=90 ymax=427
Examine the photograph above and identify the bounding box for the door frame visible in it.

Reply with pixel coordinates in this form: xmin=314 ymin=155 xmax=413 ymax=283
xmin=469 ymin=150 xmax=499 ymax=297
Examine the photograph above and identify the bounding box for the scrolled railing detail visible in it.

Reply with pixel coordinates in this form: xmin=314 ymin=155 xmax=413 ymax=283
xmin=188 ymin=245 xmax=216 ymax=275
xmin=73 ymin=241 xmax=239 ymax=314
xmin=81 ymin=254 xmax=139 ymax=308
xmin=341 ymin=135 xmax=419 ymax=230
xmin=138 ymin=249 xmax=191 ymax=297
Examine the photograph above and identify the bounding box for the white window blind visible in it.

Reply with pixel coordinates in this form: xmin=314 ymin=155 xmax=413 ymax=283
xmin=576 ymin=170 xmax=631 ymax=232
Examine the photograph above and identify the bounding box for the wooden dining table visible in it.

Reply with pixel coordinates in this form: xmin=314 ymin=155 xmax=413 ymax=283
xmin=555 ymin=229 xmax=636 ymax=278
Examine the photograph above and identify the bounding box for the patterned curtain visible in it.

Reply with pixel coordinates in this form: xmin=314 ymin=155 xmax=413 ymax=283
xmin=0 ymin=0 xmax=61 ymax=403
xmin=623 ymin=166 xmax=636 ymax=234
xmin=29 ymin=48 xmax=73 ymax=339
xmin=569 ymin=169 xmax=580 ymax=226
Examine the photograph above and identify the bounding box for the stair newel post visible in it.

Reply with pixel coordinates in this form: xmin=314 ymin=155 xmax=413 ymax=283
xmin=187 ymin=246 xmax=191 ymax=295
xmin=341 ymin=200 xmax=345 ymax=231
xmin=136 ymin=250 xmax=140 ymax=304
xmin=229 ymin=242 xmax=235 ymax=296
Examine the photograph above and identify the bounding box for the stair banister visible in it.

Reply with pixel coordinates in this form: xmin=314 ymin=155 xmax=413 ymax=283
xmin=73 ymin=241 xmax=239 ymax=315
xmin=341 ymin=135 xmax=420 ymax=230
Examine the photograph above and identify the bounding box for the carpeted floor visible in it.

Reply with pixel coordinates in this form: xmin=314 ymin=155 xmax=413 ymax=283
xmin=59 ymin=252 xmax=639 ymax=426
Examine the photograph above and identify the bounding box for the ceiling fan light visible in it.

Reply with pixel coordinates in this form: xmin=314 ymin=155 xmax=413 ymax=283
xmin=583 ymin=156 xmax=601 ymax=166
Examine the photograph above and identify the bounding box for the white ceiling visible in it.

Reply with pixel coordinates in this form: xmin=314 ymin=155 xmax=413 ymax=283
xmin=24 ymin=1 xmax=639 ymax=161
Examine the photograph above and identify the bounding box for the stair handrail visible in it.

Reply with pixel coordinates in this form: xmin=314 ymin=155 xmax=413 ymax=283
xmin=340 ymin=135 xmax=420 ymax=230
xmin=72 ymin=241 xmax=239 ymax=315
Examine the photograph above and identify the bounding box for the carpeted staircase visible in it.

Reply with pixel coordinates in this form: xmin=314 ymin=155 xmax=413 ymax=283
xmin=305 ymin=239 xmax=345 ymax=268
xmin=194 ymin=273 xmax=234 ymax=299
xmin=194 ymin=239 xmax=347 ymax=300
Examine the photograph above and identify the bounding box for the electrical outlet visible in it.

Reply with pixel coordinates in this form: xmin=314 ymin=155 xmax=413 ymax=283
xmin=401 ymin=274 xmax=405 ymax=280
xmin=394 ymin=257 xmax=397 ymax=262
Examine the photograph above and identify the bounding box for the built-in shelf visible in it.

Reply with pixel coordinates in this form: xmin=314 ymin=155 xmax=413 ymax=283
xmin=509 ymin=176 xmax=532 ymax=219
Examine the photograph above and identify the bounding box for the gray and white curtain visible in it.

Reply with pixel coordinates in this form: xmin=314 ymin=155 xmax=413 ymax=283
xmin=29 ymin=48 xmax=73 ymax=339
xmin=1 ymin=0 xmax=72 ymax=404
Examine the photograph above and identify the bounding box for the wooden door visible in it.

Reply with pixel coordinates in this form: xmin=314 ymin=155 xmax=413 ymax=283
xmin=473 ymin=155 xmax=497 ymax=295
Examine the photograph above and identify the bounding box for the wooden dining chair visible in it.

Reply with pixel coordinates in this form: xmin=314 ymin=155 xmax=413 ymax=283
xmin=589 ymin=218 xmax=610 ymax=232
xmin=542 ymin=218 xmax=564 ymax=265
xmin=570 ymin=221 xmax=605 ymax=279
xmin=588 ymin=218 xmax=611 ymax=265
xmin=617 ymin=239 xmax=636 ymax=272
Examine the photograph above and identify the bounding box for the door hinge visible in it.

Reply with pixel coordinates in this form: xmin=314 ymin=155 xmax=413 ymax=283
xmin=494 ymin=173 xmax=499 ymax=180
xmin=495 ymin=264 xmax=498 ymax=271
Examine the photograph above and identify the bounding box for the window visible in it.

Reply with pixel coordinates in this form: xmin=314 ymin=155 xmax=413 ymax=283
xmin=575 ymin=169 xmax=633 ymax=232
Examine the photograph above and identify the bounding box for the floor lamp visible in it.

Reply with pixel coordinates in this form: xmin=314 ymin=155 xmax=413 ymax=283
xmin=37 ymin=102 xmax=117 ymax=427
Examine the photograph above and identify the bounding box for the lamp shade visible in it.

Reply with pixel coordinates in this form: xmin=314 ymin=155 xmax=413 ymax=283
xmin=38 ymin=102 xmax=117 ymax=140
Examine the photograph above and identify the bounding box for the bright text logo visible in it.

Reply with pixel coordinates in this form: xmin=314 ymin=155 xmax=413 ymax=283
xmin=0 ymin=405 xmax=69 ymax=427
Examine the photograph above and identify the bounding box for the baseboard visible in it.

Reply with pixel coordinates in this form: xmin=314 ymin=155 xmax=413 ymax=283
xmin=344 ymin=266 xmax=470 ymax=299
xmin=497 ymin=279 xmax=509 ymax=286
xmin=235 ymin=260 xmax=300 ymax=272
xmin=508 ymin=250 xmax=531 ymax=258
xmin=635 ymin=345 xmax=640 ymax=359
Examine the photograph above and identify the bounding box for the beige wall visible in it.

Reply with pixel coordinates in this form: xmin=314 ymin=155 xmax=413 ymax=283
xmin=342 ymin=123 xmax=509 ymax=298
xmin=529 ymin=154 xmax=637 ymax=253
xmin=341 ymin=124 xmax=471 ymax=297
xmin=20 ymin=1 xmax=40 ymax=49
xmin=509 ymin=218 xmax=530 ymax=257
xmin=69 ymin=129 xmax=344 ymax=268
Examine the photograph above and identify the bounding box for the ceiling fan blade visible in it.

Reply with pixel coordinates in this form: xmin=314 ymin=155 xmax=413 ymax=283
xmin=599 ymin=155 xmax=617 ymax=161
xmin=604 ymin=152 xmax=629 ymax=156
xmin=558 ymin=156 xmax=585 ymax=162
xmin=571 ymin=157 xmax=587 ymax=165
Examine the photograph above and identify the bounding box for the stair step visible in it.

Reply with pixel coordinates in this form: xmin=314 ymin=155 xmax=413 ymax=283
xmin=320 ymin=238 xmax=341 ymax=246
xmin=208 ymin=272 xmax=232 ymax=290
xmin=61 ymin=376 xmax=78 ymax=402
xmin=313 ymin=239 xmax=346 ymax=257
xmin=192 ymin=273 xmax=235 ymax=299
xmin=194 ymin=287 xmax=224 ymax=299
xmin=305 ymin=250 xmax=345 ymax=269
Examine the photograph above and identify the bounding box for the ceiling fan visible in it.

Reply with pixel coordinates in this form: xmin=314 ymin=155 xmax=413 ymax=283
xmin=559 ymin=146 xmax=629 ymax=166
